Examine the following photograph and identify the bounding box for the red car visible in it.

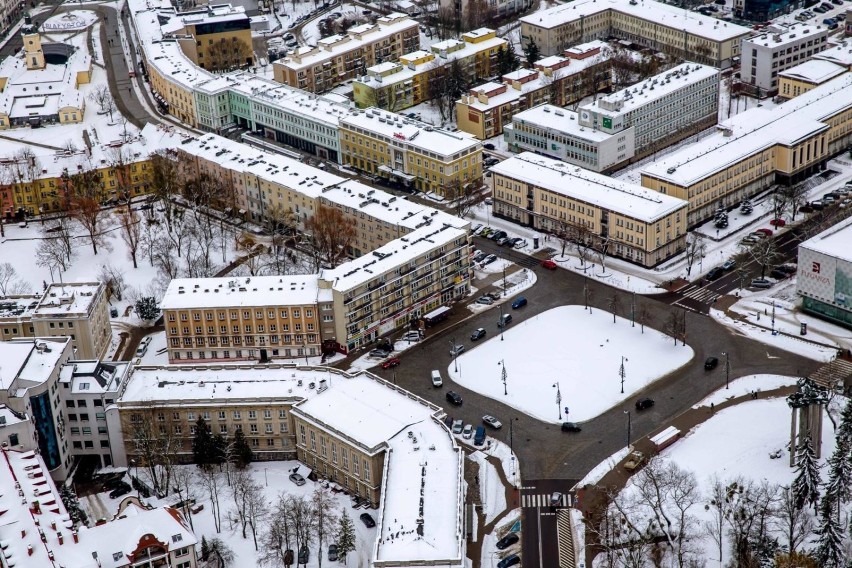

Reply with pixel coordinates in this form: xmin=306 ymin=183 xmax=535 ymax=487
xmin=381 ymin=358 xmax=401 ymax=369
xmin=754 ymin=228 xmax=773 ymax=236
xmin=769 ymin=218 xmax=786 ymax=227
xmin=541 ymin=259 xmax=558 ymax=270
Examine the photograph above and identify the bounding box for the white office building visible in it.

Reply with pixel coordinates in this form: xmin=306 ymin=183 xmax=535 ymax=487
xmin=741 ymin=23 xmax=830 ymax=93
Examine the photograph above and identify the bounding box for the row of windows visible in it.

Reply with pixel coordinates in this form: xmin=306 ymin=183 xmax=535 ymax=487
xmin=169 ymin=308 xmax=313 ymax=321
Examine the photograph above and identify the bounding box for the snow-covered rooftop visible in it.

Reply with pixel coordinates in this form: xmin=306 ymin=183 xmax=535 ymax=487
xmin=0 ymin=404 xmax=25 ymax=427
xmin=33 ymin=282 xmax=101 ymax=316
xmin=778 ymin=59 xmax=845 ymax=84
xmin=511 ymin=104 xmax=618 ymax=141
xmin=642 ymin=72 xmax=852 ymax=186
xmin=160 ymin=275 xmax=323 ymax=310
xmin=584 ymin=63 xmax=718 ymax=118
xmin=520 ymin=0 xmax=751 ymax=41
xmin=292 ymin=372 xmax=464 ymax=564
xmin=341 ymin=109 xmax=481 ymax=158
xmin=744 ymin=22 xmax=826 ymax=48
xmin=0 ymin=338 xmax=69 ymax=392
xmin=58 ymin=360 xmax=130 ymax=395
xmin=0 ymin=294 xmax=41 ymax=320
xmin=798 ymin=215 xmax=852 ymax=260
xmin=492 ymin=152 xmax=688 ymax=222
xmin=815 ymin=41 xmax=852 ymax=67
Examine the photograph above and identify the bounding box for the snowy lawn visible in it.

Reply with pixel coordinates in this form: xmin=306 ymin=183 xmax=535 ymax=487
xmin=692 ymin=374 xmax=799 ymax=408
xmin=448 ymin=306 xmax=694 ymax=423
xmin=468 ymin=451 xmax=507 ymax=525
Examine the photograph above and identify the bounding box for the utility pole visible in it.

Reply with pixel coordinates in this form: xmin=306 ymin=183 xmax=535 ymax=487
xmin=723 ymin=351 xmax=730 ymax=389
xmin=631 ymin=291 xmax=635 ymax=327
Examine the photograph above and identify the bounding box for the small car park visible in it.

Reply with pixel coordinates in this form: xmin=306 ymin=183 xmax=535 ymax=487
xmin=482 ymin=415 xmax=502 ymax=429
xmin=381 ymin=357 xmax=400 ymax=369
xmin=452 ymin=419 xmax=464 ymax=434
xmin=704 ymin=356 xmax=719 ymax=370
xmin=511 ymin=297 xmax=527 ymax=309
xmin=561 ymin=422 xmax=582 ymax=432
xmin=495 ymin=532 xmax=519 ymax=550
xmin=541 ymin=259 xmax=558 ymax=270
xmin=470 ymin=328 xmax=487 ymax=341
xmin=750 ymin=278 xmax=773 ymax=289
xmin=289 ymin=473 xmax=306 ymax=486
xmin=360 ymin=513 xmax=376 ymax=528
xmin=462 ymin=424 xmax=473 ymax=439
xmin=446 ymin=391 xmax=463 ymax=405
xmin=431 ymin=370 xmax=443 ymax=387
xmin=635 ymin=397 xmax=655 ymax=410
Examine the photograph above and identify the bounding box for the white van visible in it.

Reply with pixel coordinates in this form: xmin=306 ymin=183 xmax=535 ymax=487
xmin=431 ymin=370 xmax=443 ymax=387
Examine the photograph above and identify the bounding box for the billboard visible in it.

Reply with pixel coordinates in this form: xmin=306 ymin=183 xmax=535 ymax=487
xmin=798 ymin=246 xmax=852 ymax=307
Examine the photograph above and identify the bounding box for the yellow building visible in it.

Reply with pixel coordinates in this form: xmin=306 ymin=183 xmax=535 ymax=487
xmin=340 ymin=108 xmax=483 ymax=195
xmin=274 ymin=13 xmax=419 ymax=93
xmin=520 ymin=0 xmax=750 ymax=68
xmin=352 ymin=28 xmax=508 ymax=111
xmin=641 ymin=73 xmax=852 ymax=226
xmin=491 ymin=152 xmax=688 ymax=267
xmin=778 ymin=60 xmax=846 ymax=100
xmin=165 ymin=4 xmax=254 ymax=72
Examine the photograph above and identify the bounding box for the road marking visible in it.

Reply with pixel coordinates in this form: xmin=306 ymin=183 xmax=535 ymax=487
xmin=522 ymin=493 xmax=569 ymax=508
xmin=679 ymin=284 xmax=719 ymax=303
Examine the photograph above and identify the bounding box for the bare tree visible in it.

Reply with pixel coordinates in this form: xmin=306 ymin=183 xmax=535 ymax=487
xmin=444 ymin=178 xmax=486 ymax=218
xmin=552 ymin=219 xmax=572 ymax=259
xmin=741 ymin=238 xmax=779 ymax=279
xmin=665 ymin=310 xmax=681 ymax=346
xmin=287 ymin=494 xmax=316 ymax=565
xmin=778 ymin=183 xmax=810 ymax=222
xmin=305 ymin=205 xmax=357 ymax=269
xmin=464 ymin=0 xmax=492 ymax=31
xmin=171 ymin=467 xmax=199 ymax=531
xmin=724 ymin=478 xmax=780 ymax=567
xmin=704 ymin=476 xmax=733 ymax=564
xmin=109 ymin=146 xmax=136 ymax=214
xmin=206 ymin=37 xmax=253 ymax=72
xmin=68 ymin=164 xmax=109 ymax=255
xmin=572 ymin=223 xmax=596 ymax=268
xmin=207 ymin=537 xmax=235 ymax=568
xmin=98 ymin=262 xmax=127 ymax=302
xmin=245 ymin=479 xmax=268 ymax=551
xmin=36 ymin=236 xmax=73 ymax=275
xmin=198 ymin=466 xmax=225 ymax=534
xmin=776 ymin=484 xmax=814 ymax=555
xmin=116 ymin=208 xmax=143 ymax=268
xmin=12 ymin=148 xmax=43 ymax=221
xmin=260 ymin=493 xmax=296 ymax=567
xmin=312 ymin=488 xmax=339 ymax=568
xmin=149 ymin=150 xmax=183 ymax=231
xmin=683 ymin=233 xmax=706 ymax=277
xmin=0 ymin=263 xmax=30 ymax=295
xmin=48 ymin=216 xmax=75 ymax=264
xmin=121 ymin=402 xmax=182 ymax=496
xmin=637 ymin=305 xmax=651 ymax=334
xmin=607 ymin=292 xmax=619 ymax=323
xmin=88 ymin=85 xmax=116 ymax=121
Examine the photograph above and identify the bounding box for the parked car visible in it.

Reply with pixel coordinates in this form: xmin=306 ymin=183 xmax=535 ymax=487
xmin=498 ymin=313 xmax=512 ymax=328
xmin=449 ymin=344 xmax=466 ymax=357
xmin=706 ymin=267 xmax=725 ymax=281
xmin=381 ymin=357 xmax=400 ymax=369
xmin=495 ymin=532 xmax=519 ymax=550
xmin=841 ymin=199 xmax=852 ymax=208
xmin=624 ymin=450 xmax=646 ymax=471
xmin=431 ymin=369 xmax=443 ymax=387
xmin=741 ymin=235 xmax=759 ymax=245
xmin=328 ymin=544 xmax=339 ymax=561
xmin=483 ymin=143 xmax=496 ymax=150
xmin=770 ymin=218 xmax=786 ymax=227
xmin=751 ymin=278 xmax=773 ymax=289
xmin=722 ymin=259 xmax=736 ymax=271
xmin=513 ymin=239 xmax=528 ymax=249
xmin=109 ymin=484 xmax=132 ymax=499
xmin=754 ymin=228 xmax=773 ymax=236
xmin=541 ymin=259 xmax=558 ymax=270
xmin=360 ymin=513 xmax=376 ymax=528
xmin=635 ymin=397 xmax=655 ymax=410
xmin=482 ymin=415 xmax=502 ymax=429
xmin=470 ymin=328 xmax=487 ymax=341
xmin=799 ymin=204 xmax=814 ymax=213
xmin=497 ymin=554 xmax=521 ymax=568
xmin=474 ymin=425 xmax=487 ymax=446
xmin=298 ymin=546 xmax=310 ymax=564
xmin=471 ymin=223 xmax=483 ymax=234
xmin=402 ymin=331 xmax=421 ymax=342
xmin=482 ymin=254 xmax=498 ymax=266
xmin=476 ymin=296 xmax=494 ymax=305
xmin=561 ymin=422 xmax=582 ymax=432
xmin=289 ymin=473 xmax=306 ymax=486
xmin=511 ymin=297 xmax=527 ymax=309
xmin=550 ymin=492 xmax=564 ymax=506
xmin=135 ymin=344 xmax=148 ymax=357
xmin=810 ymin=201 xmax=825 ymax=210
xmin=446 ymin=391 xmax=463 ymax=406
xmin=490 ymin=230 xmax=508 ymax=241
xmin=462 ymin=424 xmax=473 ymax=439
xmin=452 ymin=419 xmax=464 ymax=434
xmin=770 ymin=268 xmax=791 ymax=279
xmin=495 ymin=237 xmax=510 ymax=246
xmin=704 ymin=356 xmax=719 ymax=370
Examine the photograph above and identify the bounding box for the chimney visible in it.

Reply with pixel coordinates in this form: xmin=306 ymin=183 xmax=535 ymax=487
xmin=72 ymin=531 xmax=79 ymax=543
xmin=27 ymin=545 xmax=33 ymax=556
xmin=21 ymin=529 xmax=26 ymax=538
xmin=51 ymin=520 xmax=56 ymax=530
xmin=58 ymin=532 xmax=64 ymax=545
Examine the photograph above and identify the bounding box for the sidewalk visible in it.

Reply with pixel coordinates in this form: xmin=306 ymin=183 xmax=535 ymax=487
xmin=574 ymin=383 xmax=798 ymax=566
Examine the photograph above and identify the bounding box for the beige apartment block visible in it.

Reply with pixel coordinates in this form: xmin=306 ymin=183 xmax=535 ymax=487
xmin=491 ymin=153 xmax=688 ymax=267
xmin=520 ymin=0 xmax=750 ymax=68
xmin=0 ymin=294 xmax=40 ymax=341
xmin=274 ymin=13 xmax=419 ymax=93
xmin=778 ymin=60 xmax=846 ymax=100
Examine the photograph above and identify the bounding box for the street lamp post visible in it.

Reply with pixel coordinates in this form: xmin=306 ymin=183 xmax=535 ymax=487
xmin=624 ymin=410 xmax=631 ymax=448
xmin=553 ymin=382 xmax=562 ymax=421
xmin=303 ymin=342 xmax=309 ymax=365
xmin=723 ymin=352 xmax=730 ymax=389
xmin=498 ymin=359 xmax=507 ymax=395
xmin=631 ymin=291 xmax=635 ymax=327
xmin=619 ymin=356 xmax=627 ymax=394
xmin=502 ymin=264 xmax=507 ymax=297
xmin=449 ymin=338 xmax=459 ymax=372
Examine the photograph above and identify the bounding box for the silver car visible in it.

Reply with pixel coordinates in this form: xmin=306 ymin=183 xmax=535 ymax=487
xmin=482 ymin=415 xmax=502 ymax=429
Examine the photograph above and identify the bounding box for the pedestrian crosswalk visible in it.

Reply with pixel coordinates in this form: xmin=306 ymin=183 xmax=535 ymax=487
xmin=521 ymin=492 xmax=570 ymax=508
xmin=677 ymin=284 xmax=719 ymax=304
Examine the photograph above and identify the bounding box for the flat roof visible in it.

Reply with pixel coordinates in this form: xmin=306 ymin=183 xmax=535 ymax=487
xmin=815 ymin=42 xmax=852 ymax=67
xmin=58 ymin=360 xmax=130 ymax=395
xmin=0 ymin=338 xmax=69 ymax=391
xmin=492 ymin=152 xmax=688 ymax=222
xmin=799 ymin=215 xmax=852 ymax=260
xmin=642 ymin=72 xmax=852 ymax=186
xmin=584 ymin=63 xmax=718 ymax=118
xmin=779 ymin=59 xmax=845 ymax=84
xmin=745 ymin=22 xmax=827 ymax=48
xmin=0 ymin=294 xmax=41 ymax=320
xmin=511 ymin=105 xmax=618 ymax=142
xmin=341 ymin=108 xmax=481 ymax=158
xmin=520 ymin=0 xmax=751 ymax=42
xmin=33 ymin=282 xmax=102 ymax=316
xmin=160 ymin=275 xmax=322 ymax=310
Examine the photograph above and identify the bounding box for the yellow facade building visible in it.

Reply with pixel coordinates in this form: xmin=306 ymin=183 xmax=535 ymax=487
xmin=778 ymin=60 xmax=846 ymax=100
xmin=165 ymin=4 xmax=254 ymax=72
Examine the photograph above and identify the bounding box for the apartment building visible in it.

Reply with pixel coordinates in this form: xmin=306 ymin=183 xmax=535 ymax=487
xmin=0 ymin=337 xmax=75 ymax=480
xmin=520 ymin=0 xmax=750 ymax=67
xmin=273 ymin=13 xmax=419 ymax=93
xmin=491 ymin=152 xmax=688 ymax=267
xmin=579 ymin=63 xmax=719 ymax=154
xmin=440 ymin=0 xmax=532 ymax=21
xmin=1 ymin=123 xmax=183 ymax=218
xmin=59 ymin=359 xmax=131 ymax=469
xmin=352 ymin=28 xmax=508 ymax=112
xmin=456 ymin=41 xmax=612 ymax=139
xmin=740 ymin=23 xmax=830 ymax=93
xmin=165 ymin=4 xmax=254 ymax=71
xmin=339 ymin=108 xmax=483 ymax=196
xmin=778 ymin=60 xmax=846 ymax=99
xmin=641 ymin=73 xmax=852 ymax=226
xmin=31 ymin=282 xmax=111 ymax=360
xmin=0 ymin=294 xmax=40 ymax=340
xmin=160 ymin=275 xmax=329 ymax=364
xmin=504 ymin=104 xmax=635 ymax=172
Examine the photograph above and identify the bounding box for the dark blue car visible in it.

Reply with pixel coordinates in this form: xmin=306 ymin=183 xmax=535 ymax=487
xmin=511 ymin=297 xmax=527 ymax=309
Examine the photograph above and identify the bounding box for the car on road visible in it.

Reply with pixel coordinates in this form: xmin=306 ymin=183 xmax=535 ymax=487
xmin=298 ymin=546 xmax=309 ymax=564
xmin=483 ymin=143 xmax=496 ymax=150
xmin=450 ymin=344 xmax=466 ymax=357
xmin=541 ymin=259 xmax=558 ymax=270
xmin=706 ymin=267 xmax=724 ymax=281
xmin=495 ymin=533 xmax=519 ymax=550
xmin=635 ymin=397 xmax=655 ymax=410
xmin=498 ymin=313 xmax=512 ymax=328
xmin=704 ymin=356 xmax=719 ymax=370
xmin=497 ymin=554 xmax=521 ymax=568
xmin=381 ymin=357 xmax=400 ymax=369
xmin=462 ymin=424 xmax=473 ymax=439
xmin=451 ymin=419 xmax=464 ymax=434
xmin=482 ymin=415 xmax=502 ymax=429
xmin=722 ymin=259 xmax=736 ymax=271
xmin=475 ymin=296 xmax=494 ymax=305
xmin=289 ymin=473 xmax=306 ymax=486
xmin=750 ymin=278 xmax=773 ymax=289
xmin=470 ymin=328 xmax=487 ymax=341
xmin=431 ymin=370 xmax=443 ymax=387
xmin=624 ymin=450 xmax=646 ymax=471
xmin=446 ymin=391 xmax=463 ymax=406
xmin=360 ymin=513 xmax=376 ymax=528
xmin=511 ymin=297 xmax=527 ymax=309
xmin=561 ymin=422 xmax=582 ymax=432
